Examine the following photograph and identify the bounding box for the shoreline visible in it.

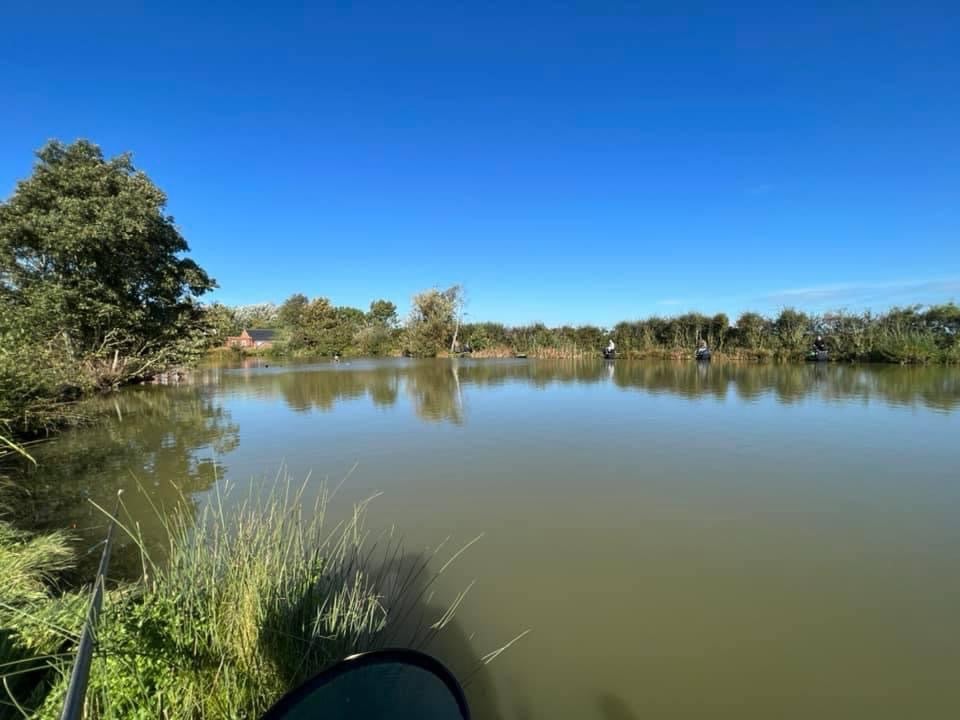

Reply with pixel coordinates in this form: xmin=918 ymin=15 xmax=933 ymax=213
xmin=214 ymin=344 xmax=959 ymax=366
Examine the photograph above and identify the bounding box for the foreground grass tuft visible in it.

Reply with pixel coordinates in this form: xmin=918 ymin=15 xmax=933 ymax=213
xmin=0 ymin=519 xmax=85 ymax=720
xmin=2 ymin=478 xmax=471 ymax=719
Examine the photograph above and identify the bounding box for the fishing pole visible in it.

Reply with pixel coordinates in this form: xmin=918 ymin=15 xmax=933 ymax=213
xmin=59 ymin=489 xmax=124 ymax=720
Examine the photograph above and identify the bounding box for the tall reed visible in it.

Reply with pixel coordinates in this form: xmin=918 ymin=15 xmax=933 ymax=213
xmin=2 ymin=476 xmax=478 ymax=719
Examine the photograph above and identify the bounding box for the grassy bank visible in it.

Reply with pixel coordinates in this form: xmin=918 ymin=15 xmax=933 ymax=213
xmin=0 ymin=478 xmax=474 ymax=719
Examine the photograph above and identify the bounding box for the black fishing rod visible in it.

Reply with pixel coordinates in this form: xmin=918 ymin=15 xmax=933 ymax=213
xmin=59 ymin=489 xmax=123 ymax=720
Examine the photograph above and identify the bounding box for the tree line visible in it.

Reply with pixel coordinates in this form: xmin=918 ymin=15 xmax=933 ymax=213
xmin=464 ymin=305 xmax=960 ymax=363
xmin=206 ymin=285 xmax=467 ymax=358
xmin=213 ymin=296 xmax=960 ymax=365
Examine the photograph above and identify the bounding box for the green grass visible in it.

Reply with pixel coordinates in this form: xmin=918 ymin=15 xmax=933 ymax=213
xmin=1 ymin=478 xmax=477 ymax=719
xmin=0 ymin=517 xmax=86 ymax=720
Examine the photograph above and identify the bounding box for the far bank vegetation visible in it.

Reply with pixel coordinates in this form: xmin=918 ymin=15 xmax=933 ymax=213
xmin=212 ymin=297 xmax=960 ymax=366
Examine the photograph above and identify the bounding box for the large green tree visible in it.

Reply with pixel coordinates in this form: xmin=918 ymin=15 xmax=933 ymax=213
xmin=774 ymin=308 xmax=811 ymax=354
xmin=0 ymin=140 xmax=215 ymax=368
xmin=353 ymin=299 xmax=399 ymax=355
xmin=276 ymin=293 xmax=309 ymax=348
xmin=204 ymin=303 xmax=241 ymax=346
xmin=735 ymin=312 xmax=771 ymax=350
xmin=299 ymin=297 xmax=348 ymax=355
xmin=403 ymin=286 xmax=461 ymax=356
xmin=368 ymin=299 xmax=398 ymax=327
xmin=277 ymin=294 xmax=309 ymax=330
xmin=0 ymin=140 xmax=215 ymax=431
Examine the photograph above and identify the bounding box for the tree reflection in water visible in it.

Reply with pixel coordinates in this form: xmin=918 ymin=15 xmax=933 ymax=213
xmin=8 ymin=386 xmax=239 ymax=579
xmin=221 ymin=359 xmax=960 ymax=419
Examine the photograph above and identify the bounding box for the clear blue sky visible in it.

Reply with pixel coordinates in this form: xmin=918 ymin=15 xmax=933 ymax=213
xmin=2 ymin=1 xmax=957 ymax=326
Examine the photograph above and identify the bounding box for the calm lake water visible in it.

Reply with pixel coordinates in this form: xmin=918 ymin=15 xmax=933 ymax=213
xmin=19 ymin=359 xmax=960 ymax=718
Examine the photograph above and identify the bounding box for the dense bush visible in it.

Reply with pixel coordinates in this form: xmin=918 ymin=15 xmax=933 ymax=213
xmin=0 ymin=140 xmax=214 ymax=434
